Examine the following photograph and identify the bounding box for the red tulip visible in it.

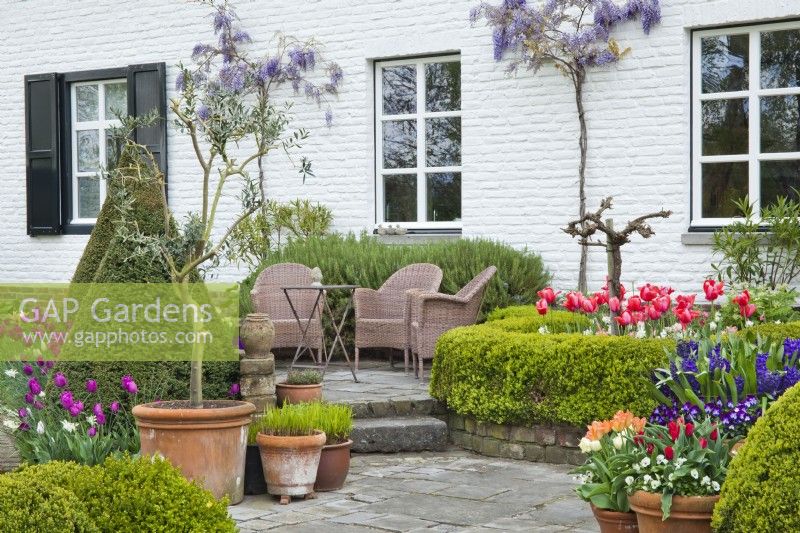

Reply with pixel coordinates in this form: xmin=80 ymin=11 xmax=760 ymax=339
xmin=608 ymin=297 xmax=621 ymax=313
xmin=653 ymin=295 xmax=671 ymax=313
xmin=732 ymin=289 xmax=750 ymax=307
xmin=580 ymin=296 xmax=598 ymax=314
xmin=710 ymin=427 xmax=718 ymax=441
xmin=631 ymin=311 xmax=646 ymax=324
xmin=699 ymin=437 xmax=708 ymax=449
xmin=594 ymin=290 xmax=609 ymax=305
xmin=646 ymin=442 xmax=654 ymax=455
xmin=634 ymin=430 xmax=645 ymax=446
xmin=675 ymin=294 xmax=696 ymax=310
xmin=646 ymin=305 xmax=661 ymax=321
xmin=627 ymin=296 xmax=643 ymax=312
xmin=665 ymin=446 xmax=674 ymax=460
xmin=535 ymin=299 xmax=548 ymax=315
xmin=703 ymin=279 xmax=724 ymax=301
xmin=668 ymin=420 xmax=680 ymax=441
xmin=614 ymin=311 xmax=633 ymax=327
xmin=685 ymin=422 xmax=694 ymax=437
xmin=639 ymin=284 xmax=659 ymax=302
xmin=564 ymin=292 xmax=582 ymax=312
xmin=537 ymin=287 xmax=558 ymax=304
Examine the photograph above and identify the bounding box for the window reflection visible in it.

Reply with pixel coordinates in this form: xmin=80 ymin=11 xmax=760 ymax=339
xmin=701 ymin=34 xmax=749 ymax=93
xmin=701 ymin=99 xmax=748 ymax=155
xmin=426 ymin=62 xmax=460 ymax=112
xmin=382 ymin=66 xmax=416 ymax=115
xmin=761 ymin=29 xmax=800 ymax=89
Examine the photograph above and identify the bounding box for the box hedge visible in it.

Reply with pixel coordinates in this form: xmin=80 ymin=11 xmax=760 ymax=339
xmin=712 ymin=382 xmax=800 ymax=533
xmin=429 ymin=320 xmax=674 ymax=426
xmin=485 ymin=308 xmax=592 ymax=333
xmin=0 ymin=456 xmax=235 ymax=533
xmin=738 ymin=320 xmax=800 ymax=344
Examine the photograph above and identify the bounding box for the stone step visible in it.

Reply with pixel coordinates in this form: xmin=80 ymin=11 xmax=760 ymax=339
xmin=332 ymin=398 xmax=447 ymax=419
xmin=351 ymin=416 xmax=449 ymax=453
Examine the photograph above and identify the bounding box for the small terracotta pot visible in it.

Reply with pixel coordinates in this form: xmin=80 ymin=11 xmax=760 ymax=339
xmin=591 ymin=504 xmax=639 ymax=533
xmin=730 ymin=439 xmax=746 ymax=456
xmin=276 ymin=382 xmax=323 ymax=405
xmin=133 ymin=400 xmax=255 ymax=504
xmin=257 ymin=430 xmax=326 ymax=498
xmin=244 ymin=444 xmax=267 ymax=495
xmin=240 ymin=313 xmax=275 ymax=357
xmin=629 ymin=491 xmax=719 ymax=533
xmin=315 ymin=439 xmax=352 ymax=491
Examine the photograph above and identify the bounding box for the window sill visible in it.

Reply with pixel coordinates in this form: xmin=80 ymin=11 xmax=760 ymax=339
xmin=370 ymin=229 xmax=461 ymax=245
xmin=63 ymin=223 xmax=94 ymax=235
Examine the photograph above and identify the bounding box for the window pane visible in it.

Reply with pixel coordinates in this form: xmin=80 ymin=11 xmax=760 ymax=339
xmin=76 ymin=85 xmax=99 ymax=121
xmin=382 ymin=120 xmax=417 ymax=169
xmin=426 ymin=173 xmax=461 ymax=222
xmin=382 ymin=65 xmax=416 ymax=115
xmin=701 ymin=99 xmax=748 ymax=155
xmin=383 ymin=174 xmax=416 ymax=222
xmin=761 ymin=95 xmax=800 ymax=153
xmin=701 ymin=34 xmax=749 ymax=93
xmin=702 ymin=162 xmax=748 ymax=218
xmin=106 ymin=130 xmax=119 ymax=168
xmin=78 ymin=176 xmax=101 ymax=219
xmin=426 ymin=62 xmax=460 ymax=112
xmin=77 ymin=130 xmax=100 ymax=172
xmin=104 ymin=82 xmax=128 ymax=119
xmin=761 ymin=29 xmax=800 ymax=89
xmin=426 ymin=117 xmax=461 ymax=167
xmin=761 ymin=160 xmax=800 ymax=207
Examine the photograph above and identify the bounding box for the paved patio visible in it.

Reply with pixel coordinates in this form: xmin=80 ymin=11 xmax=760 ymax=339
xmin=231 ymin=449 xmax=599 ymax=532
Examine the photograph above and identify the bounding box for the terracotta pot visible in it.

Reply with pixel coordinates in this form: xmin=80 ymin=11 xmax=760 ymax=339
xmin=276 ymin=382 xmax=323 ymax=405
xmin=240 ymin=313 xmax=275 ymax=357
xmin=133 ymin=400 xmax=255 ymax=505
xmin=591 ymin=504 xmax=639 ymax=533
xmin=257 ymin=430 xmax=326 ymax=499
xmin=629 ymin=491 xmax=719 ymax=533
xmin=244 ymin=444 xmax=267 ymax=495
xmin=730 ymin=439 xmax=745 ymax=456
xmin=315 ymin=439 xmax=352 ymax=491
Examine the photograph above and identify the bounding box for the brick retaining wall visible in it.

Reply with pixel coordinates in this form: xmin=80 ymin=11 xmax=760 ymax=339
xmin=447 ymin=412 xmax=586 ymax=466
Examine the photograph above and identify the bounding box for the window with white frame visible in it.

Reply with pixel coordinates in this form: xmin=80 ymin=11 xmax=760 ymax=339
xmin=70 ymin=79 xmax=127 ymax=222
xmin=375 ymin=56 xmax=461 ymax=228
xmin=692 ymin=21 xmax=800 ymax=226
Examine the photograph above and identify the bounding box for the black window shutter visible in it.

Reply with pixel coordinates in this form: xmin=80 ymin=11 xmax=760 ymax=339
xmin=127 ymin=63 xmax=168 ymax=180
xmin=25 ymin=73 xmax=63 ymax=236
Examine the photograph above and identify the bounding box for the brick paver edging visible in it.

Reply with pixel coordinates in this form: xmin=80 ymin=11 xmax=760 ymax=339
xmin=447 ymin=412 xmax=586 ymax=466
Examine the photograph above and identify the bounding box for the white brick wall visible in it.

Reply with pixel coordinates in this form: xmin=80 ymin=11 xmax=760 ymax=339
xmin=3 ymin=0 xmax=799 ymax=292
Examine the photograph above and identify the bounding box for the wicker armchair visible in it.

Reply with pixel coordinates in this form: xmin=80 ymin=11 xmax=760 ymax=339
xmin=410 ymin=266 xmax=497 ymax=379
xmin=354 ymin=263 xmax=443 ymax=372
xmin=250 ymin=263 xmax=323 ymax=360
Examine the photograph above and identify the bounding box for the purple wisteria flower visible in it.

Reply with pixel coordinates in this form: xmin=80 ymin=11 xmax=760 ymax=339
xmin=197 ymin=105 xmax=211 ymax=121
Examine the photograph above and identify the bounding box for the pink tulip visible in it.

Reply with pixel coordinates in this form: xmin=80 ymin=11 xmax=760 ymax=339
xmin=608 ymin=297 xmax=620 ymax=313
xmin=535 ymin=299 xmax=548 ymax=315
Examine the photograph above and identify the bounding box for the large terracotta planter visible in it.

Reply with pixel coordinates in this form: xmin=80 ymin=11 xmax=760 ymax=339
xmin=276 ymin=382 xmax=322 ymax=405
xmin=315 ymin=439 xmax=352 ymax=491
xmin=629 ymin=491 xmax=719 ymax=533
xmin=244 ymin=444 xmax=267 ymax=495
xmin=132 ymin=400 xmax=255 ymax=505
xmin=257 ymin=430 xmax=326 ymax=504
xmin=240 ymin=313 xmax=275 ymax=356
xmin=591 ymin=504 xmax=639 ymax=533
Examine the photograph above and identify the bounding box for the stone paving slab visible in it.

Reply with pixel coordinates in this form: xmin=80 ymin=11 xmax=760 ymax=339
xmin=232 ymin=448 xmax=599 ymax=532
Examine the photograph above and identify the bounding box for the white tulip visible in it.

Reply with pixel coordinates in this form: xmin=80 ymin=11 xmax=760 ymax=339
xmin=4 ymin=369 xmax=17 ymax=378
xmin=578 ymin=437 xmax=594 ymax=454
xmin=612 ymin=434 xmax=624 ymax=450
xmin=36 ymin=421 xmax=45 ymax=435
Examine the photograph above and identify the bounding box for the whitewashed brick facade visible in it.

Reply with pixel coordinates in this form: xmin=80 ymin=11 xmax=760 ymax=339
xmin=5 ymin=0 xmax=800 ymax=292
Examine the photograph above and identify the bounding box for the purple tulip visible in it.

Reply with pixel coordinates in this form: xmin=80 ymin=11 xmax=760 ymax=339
xmin=35 ymin=358 xmax=45 ymax=368
xmin=85 ymin=379 xmax=97 ymax=393
xmin=28 ymin=378 xmax=42 ymax=395
xmin=121 ymin=376 xmax=138 ymax=394
xmin=22 ymin=364 xmax=33 ymax=376
xmin=110 ymin=401 xmax=120 ymax=413
xmin=68 ymin=401 xmax=84 ymax=417
xmin=24 ymin=393 xmax=34 ymax=404
xmin=18 ymin=422 xmax=30 ymax=431
xmin=228 ymin=383 xmax=240 ymax=397
xmin=60 ymin=391 xmax=74 ymax=410
xmin=87 ymin=426 xmax=97 ymax=437
xmin=96 ymin=412 xmax=106 ymax=425
xmin=93 ymin=403 xmax=103 ymax=416
xmin=17 ymin=408 xmax=27 ymax=419
xmin=33 ymin=401 xmax=44 ymax=410
xmin=45 ymin=361 xmax=54 ymax=370
xmin=53 ymin=372 xmax=67 ymax=388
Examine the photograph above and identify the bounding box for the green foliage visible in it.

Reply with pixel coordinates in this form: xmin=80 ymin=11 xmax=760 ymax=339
xmin=712 ymin=382 xmax=800 ymax=533
xmin=223 ymin=199 xmax=333 ymax=269
xmin=739 ymin=320 xmax=800 ymax=345
xmin=429 ymin=320 xmax=673 ymax=426
xmin=0 ymin=456 xmax=235 ymax=533
xmin=712 ymin=195 xmax=800 ymax=288
xmin=258 ymin=402 xmax=321 ymax=437
xmin=313 ymin=403 xmax=353 ymax=444
xmin=486 ymin=307 xmax=592 ymax=333
xmin=719 ymin=285 xmax=800 ymax=326
xmin=240 ymin=233 xmax=550 ymax=342
xmin=285 ymin=369 xmax=323 ymax=385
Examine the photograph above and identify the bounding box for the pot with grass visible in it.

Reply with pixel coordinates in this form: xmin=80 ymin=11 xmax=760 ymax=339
xmin=256 ymin=403 xmax=326 ymax=504
xmin=244 ymin=421 xmax=268 ymax=495
xmin=314 ymin=403 xmax=354 ymax=491
xmin=276 ymin=369 xmax=323 ymax=405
